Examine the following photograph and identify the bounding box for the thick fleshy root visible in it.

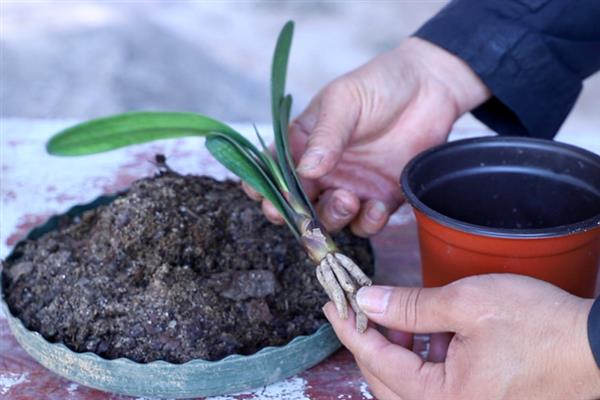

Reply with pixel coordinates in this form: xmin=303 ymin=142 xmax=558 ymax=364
xmin=316 ymin=252 xmax=372 ymax=333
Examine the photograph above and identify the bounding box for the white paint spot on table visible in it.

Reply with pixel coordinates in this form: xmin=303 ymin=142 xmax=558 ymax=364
xmin=134 ymin=397 xmax=168 ymax=400
xmin=208 ymin=376 xmax=309 ymax=400
xmin=359 ymin=381 xmax=374 ymax=400
xmin=67 ymin=382 xmax=79 ymax=396
xmin=0 ymin=372 xmax=29 ymax=395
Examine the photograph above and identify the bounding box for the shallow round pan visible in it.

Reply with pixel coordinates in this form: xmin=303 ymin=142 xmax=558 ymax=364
xmin=0 ymin=195 xmax=342 ymax=398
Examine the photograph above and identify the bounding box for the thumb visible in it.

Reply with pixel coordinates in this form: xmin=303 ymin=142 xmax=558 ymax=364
xmin=356 ymin=285 xmax=466 ymax=333
xmin=296 ymin=83 xmax=360 ymax=179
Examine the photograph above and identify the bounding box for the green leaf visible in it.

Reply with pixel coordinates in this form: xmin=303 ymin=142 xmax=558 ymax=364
xmin=46 ymin=111 xmax=290 ymax=196
xmin=279 ymin=95 xmax=316 ymax=218
xmin=271 ymin=21 xmax=313 ymax=210
xmin=271 ymin=21 xmax=294 ymax=190
xmin=253 ymin=124 xmax=287 ymax=191
xmin=269 ymin=22 xmax=317 ymax=219
xmin=206 ymin=135 xmax=300 ymax=238
xmin=46 ymin=111 xmax=260 ymax=157
xmin=271 ymin=20 xmax=294 ymax=135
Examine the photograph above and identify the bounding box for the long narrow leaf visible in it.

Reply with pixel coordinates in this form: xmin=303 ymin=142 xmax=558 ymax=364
xmin=279 ymin=95 xmax=316 ymax=218
xmin=253 ymin=125 xmax=288 ymax=191
xmin=271 ymin=21 xmax=297 ymax=194
xmin=47 ymin=112 xmax=260 ymax=160
xmin=271 ymin=21 xmax=294 ymax=136
xmin=47 ymin=111 xmax=289 ymax=192
xmin=205 ymin=135 xmax=300 ymax=239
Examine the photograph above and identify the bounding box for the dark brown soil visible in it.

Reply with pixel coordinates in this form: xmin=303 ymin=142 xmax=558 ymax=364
xmin=2 ymin=172 xmax=373 ymax=363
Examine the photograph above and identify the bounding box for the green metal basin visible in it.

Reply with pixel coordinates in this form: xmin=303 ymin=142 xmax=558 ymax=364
xmin=0 ymin=194 xmax=343 ymax=398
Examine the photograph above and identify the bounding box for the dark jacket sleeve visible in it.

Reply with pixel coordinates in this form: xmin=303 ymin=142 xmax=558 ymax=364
xmin=414 ymin=0 xmax=600 ymax=139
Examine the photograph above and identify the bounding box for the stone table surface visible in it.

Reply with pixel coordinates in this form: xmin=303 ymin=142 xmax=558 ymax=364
xmin=1 ymin=119 xmax=599 ymax=399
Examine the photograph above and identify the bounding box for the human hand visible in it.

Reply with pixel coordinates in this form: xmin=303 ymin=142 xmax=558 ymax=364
xmin=324 ymin=274 xmax=600 ymax=399
xmin=244 ymin=37 xmax=489 ymax=236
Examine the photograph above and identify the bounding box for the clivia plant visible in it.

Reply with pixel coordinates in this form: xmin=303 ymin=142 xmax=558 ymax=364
xmin=47 ymin=21 xmax=372 ymax=332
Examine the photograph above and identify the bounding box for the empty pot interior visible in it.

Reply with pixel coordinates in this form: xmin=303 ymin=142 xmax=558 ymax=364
xmin=403 ymin=138 xmax=600 ymax=233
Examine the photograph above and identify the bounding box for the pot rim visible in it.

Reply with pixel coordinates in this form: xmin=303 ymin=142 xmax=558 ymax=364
xmin=400 ymin=136 xmax=600 ymax=239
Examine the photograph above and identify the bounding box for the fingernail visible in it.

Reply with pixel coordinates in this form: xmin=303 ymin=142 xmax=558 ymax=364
xmin=332 ymin=196 xmax=351 ymax=218
xmin=297 ymin=150 xmax=324 ymax=172
xmin=357 ymin=286 xmax=392 ymax=314
xmin=322 ymin=305 xmax=330 ymax=319
xmin=367 ymin=201 xmax=386 ymax=222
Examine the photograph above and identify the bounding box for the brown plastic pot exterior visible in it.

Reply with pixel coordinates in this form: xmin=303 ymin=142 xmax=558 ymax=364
xmin=415 ymin=210 xmax=600 ymax=297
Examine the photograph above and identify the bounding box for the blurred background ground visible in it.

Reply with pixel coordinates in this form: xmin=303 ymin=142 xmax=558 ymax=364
xmin=1 ymin=0 xmax=599 ymax=136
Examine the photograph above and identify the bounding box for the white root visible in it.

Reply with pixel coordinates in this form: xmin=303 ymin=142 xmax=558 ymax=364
xmin=326 ymin=253 xmax=355 ymax=293
xmin=316 ymin=264 xmax=335 ymax=302
xmin=315 ymin=252 xmax=373 ymax=333
xmin=335 ymin=253 xmax=372 ymax=287
xmin=319 ymin=259 xmax=348 ymax=320
xmin=347 ymin=292 xmax=368 ymax=333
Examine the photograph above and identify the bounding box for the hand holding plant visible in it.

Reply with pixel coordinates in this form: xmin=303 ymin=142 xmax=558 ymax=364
xmin=249 ymin=37 xmax=490 ymax=236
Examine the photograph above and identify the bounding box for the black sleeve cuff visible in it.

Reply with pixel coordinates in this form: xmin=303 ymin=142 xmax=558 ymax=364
xmin=413 ymin=0 xmax=583 ymax=139
xmin=589 ymin=297 xmax=600 ymax=369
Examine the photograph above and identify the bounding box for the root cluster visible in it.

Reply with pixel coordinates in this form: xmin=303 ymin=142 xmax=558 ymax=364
xmin=315 ymin=253 xmax=372 ymax=332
